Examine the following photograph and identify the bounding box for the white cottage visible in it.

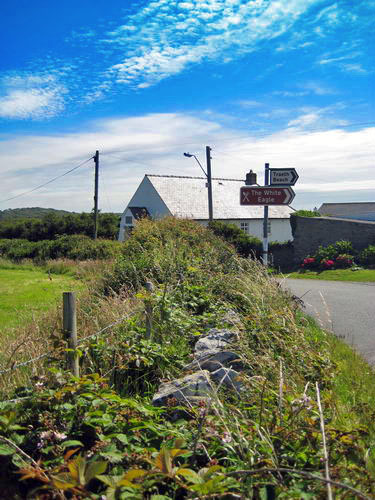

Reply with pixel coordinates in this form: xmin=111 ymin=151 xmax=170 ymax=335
xmin=118 ymin=174 xmax=294 ymax=242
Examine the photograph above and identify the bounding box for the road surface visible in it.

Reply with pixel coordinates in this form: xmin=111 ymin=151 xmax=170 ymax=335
xmin=280 ymin=278 xmax=375 ymax=365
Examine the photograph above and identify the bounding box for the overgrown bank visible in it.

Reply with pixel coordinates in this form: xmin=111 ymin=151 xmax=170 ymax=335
xmin=0 ymin=218 xmax=374 ymax=499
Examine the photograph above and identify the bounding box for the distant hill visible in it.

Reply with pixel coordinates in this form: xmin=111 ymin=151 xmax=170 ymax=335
xmin=0 ymin=207 xmax=72 ymax=221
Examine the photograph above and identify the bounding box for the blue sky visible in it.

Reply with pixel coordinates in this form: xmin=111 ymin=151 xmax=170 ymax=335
xmin=0 ymin=0 xmax=374 ymax=212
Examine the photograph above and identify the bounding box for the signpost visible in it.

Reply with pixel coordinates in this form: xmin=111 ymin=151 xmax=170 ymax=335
xmin=269 ymin=168 xmax=299 ymax=186
xmin=240 ymin=164 xmax=299 ymax=267
xmin=240 ymin=186 xmax=295 ymax=205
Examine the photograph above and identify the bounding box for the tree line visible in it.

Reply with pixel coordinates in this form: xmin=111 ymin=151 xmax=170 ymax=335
xmin=0 ymin=212 xmax=120 ymax=241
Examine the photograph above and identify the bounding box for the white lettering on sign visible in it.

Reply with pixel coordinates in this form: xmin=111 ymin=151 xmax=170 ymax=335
xmin=251 ymin=189 xmax=281 ymax=196
xmin=273 ymin=173 xmax=289 ymax=179
xmin=258 ymin=197 xmax=275 ymax=203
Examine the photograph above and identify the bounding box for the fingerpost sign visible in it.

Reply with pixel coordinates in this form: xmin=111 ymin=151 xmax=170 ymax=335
xmin=240 ymin=186 xmax=295 ymax=205
xmin=269 ymin=168 xmax=299 ymax=186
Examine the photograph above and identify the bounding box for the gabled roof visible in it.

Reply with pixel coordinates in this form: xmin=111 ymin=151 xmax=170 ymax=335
xmin=319 ymin=203 xmax=375 ymax=219
xmin=146 ymin=174 xmax=293 ymax=219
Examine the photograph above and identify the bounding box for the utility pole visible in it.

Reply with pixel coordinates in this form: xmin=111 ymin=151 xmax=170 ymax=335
xmin=93 ymin=150 xmax=99 ymax=240
xmin=206 ymin=146 xmax=213 ymax=222
xmin=263 ymin=163 xmax=269 ymax=266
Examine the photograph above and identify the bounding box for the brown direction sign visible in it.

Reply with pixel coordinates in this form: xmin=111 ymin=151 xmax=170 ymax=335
xmin=240 ymin=186 xmax=295 ymax=205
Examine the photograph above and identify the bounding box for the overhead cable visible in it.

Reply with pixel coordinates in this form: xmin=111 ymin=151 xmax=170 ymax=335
xmin=0 ymin=156 xmax=94 ymax=204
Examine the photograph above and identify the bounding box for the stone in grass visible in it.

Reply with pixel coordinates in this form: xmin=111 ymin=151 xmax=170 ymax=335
xmin=194 ymin=328 xmax=238 ymax=354
xmin=211 ymin=367 xmax=243 ymax=392
xmin=222 ymin=309 xmax=242 ymax=328
xmin=152 ymin=371 xmax=213 ymax=407
xmin=184 ymin=350 xmax=243 ymax=373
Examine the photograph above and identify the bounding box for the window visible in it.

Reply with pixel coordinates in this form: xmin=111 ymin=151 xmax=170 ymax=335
xmin=240 ymin=222 xmax=249 ymax=233
xmin=125 ymin=216 xmax=133 ymax=225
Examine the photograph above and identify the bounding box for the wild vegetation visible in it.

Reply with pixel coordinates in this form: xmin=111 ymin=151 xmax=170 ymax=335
xmin=0 ymin=212 xmax=120 ymax=240
xmin=0 ymin=218 xmax=374 ymax=499
xmin=0 ymin=235 xmax=121 ymax=262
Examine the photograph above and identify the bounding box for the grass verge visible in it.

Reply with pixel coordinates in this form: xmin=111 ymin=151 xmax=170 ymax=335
xmin=283 ymin=268 xmax=375 ymax=282
xmin=0 ymin=260 xmax=81 ymax=333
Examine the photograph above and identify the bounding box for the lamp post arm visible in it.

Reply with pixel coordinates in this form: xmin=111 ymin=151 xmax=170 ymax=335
xmin=193 ymin=155 xmax=207 ymax=177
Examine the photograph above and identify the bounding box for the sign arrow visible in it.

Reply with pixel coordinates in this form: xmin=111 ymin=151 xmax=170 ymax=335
xmin=240 ymin=186 xmax=295 ymax=206
xmin=269 ymin=168 xmax=299 ymax=186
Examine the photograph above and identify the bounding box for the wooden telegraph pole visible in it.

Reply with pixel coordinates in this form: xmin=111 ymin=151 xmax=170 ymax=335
xmin=206 ymin=146 xmax=213 ymax=222
xmin=93 ymin=150 xmax=99 ymax=240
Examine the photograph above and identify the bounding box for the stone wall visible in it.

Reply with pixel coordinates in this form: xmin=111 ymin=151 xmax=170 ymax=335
xmin=269 ymin=245 xmax=294 ymax=271
xmin=293 ymin=216 xmax=375 ymax=262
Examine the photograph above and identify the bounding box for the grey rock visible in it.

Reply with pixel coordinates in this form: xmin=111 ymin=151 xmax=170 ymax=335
xmin=211 ymin=368 xmax=243 ymax=392
xmin=152 ymin=371 xmax=212 ymax=407
xmin=194 ymin=328 xmax=237 ymax=354
xmin=185 ymin=350 xmax=242 ymax=372
xmin=222 ymin=309 xmax=242 ymax=328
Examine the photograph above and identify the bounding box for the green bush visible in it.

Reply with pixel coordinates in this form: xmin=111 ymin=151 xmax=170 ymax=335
xmin=105 ymin=217 xmax=238 ymax=294
xmin=209 ymin=221 xmax=262 ymax=258
xmin=293 ymin=209 xmax=321 ymax=217
xmin=301 ymin=241 xmax=356 ymax=270
xmin=0 ymin=239 xmax=38 ymax=261
xmin=0 ymin=212 xmax=120 ymax=241
xmin=0 ymin=235 xmax=121 ymax=262
xmin=359 ymin=245 xmax=375 ymax=267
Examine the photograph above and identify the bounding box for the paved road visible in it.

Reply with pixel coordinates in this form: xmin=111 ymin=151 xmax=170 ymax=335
xmin=280 ymin=278 xmax=375 ymax=365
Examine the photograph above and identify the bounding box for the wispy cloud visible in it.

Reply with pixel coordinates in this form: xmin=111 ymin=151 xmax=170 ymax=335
xmin=103 ymin=0 xmax=323 ymax=89
xmin=273 ymin=81 xmax=335 ymax=98
xmin=236 ymin=100 xmax=262 ymax=108
xmin=340 ymin=63 xmax=368 ymax=75
xmin=287 ymin=103 xmax=348 ymax=130
xmin=1 ymin=0 xmax=372 ymax=121
xmin=0 ymin=74 xmax=67 ymax=119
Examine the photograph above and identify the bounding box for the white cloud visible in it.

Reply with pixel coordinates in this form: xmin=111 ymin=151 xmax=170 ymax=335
xmin=104 ymin=0 xmax=324 ymax=88
xmin=0 ymin=74 xmax=66 ymax=120
xmin=235 ymin=100 xmax=261 ymax=108
xmin=287 ymin=104 xmax=348 ymax=130
xmin=301 ymin=82 xmax=335 ymax=95
xmin=0 ymin=112 xmax=373 ymax=211
xmin=274 ymin=82 xmax=335 ymax=98
xmin=341 ymin=63 xmax=368 ymax=74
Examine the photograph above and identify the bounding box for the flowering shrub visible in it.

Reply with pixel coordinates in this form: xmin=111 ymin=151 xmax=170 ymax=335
xmin=301 ymin=240 xmax=357 ymax=271
xmin=321 ymin=259 xmax=335 ymax=269
xmin=301 ymin=257 xmax=316 ymax=269
xmin=335 ymin=254 xmax=354 ymax=269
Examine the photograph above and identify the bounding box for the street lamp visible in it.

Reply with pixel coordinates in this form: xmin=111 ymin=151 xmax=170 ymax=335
xmin=183 ymin=146 xmax=213 ymax=222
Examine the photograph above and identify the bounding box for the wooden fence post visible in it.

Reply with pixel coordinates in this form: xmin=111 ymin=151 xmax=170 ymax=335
xmin=63 ymin=292 xmax=80 ymax=377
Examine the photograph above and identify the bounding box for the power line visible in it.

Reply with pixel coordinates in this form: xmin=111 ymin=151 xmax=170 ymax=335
xmin=0 ymin=156 xmax=94 ymax=204
xmin=101 ymin=152 xmax=158 ymax=169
